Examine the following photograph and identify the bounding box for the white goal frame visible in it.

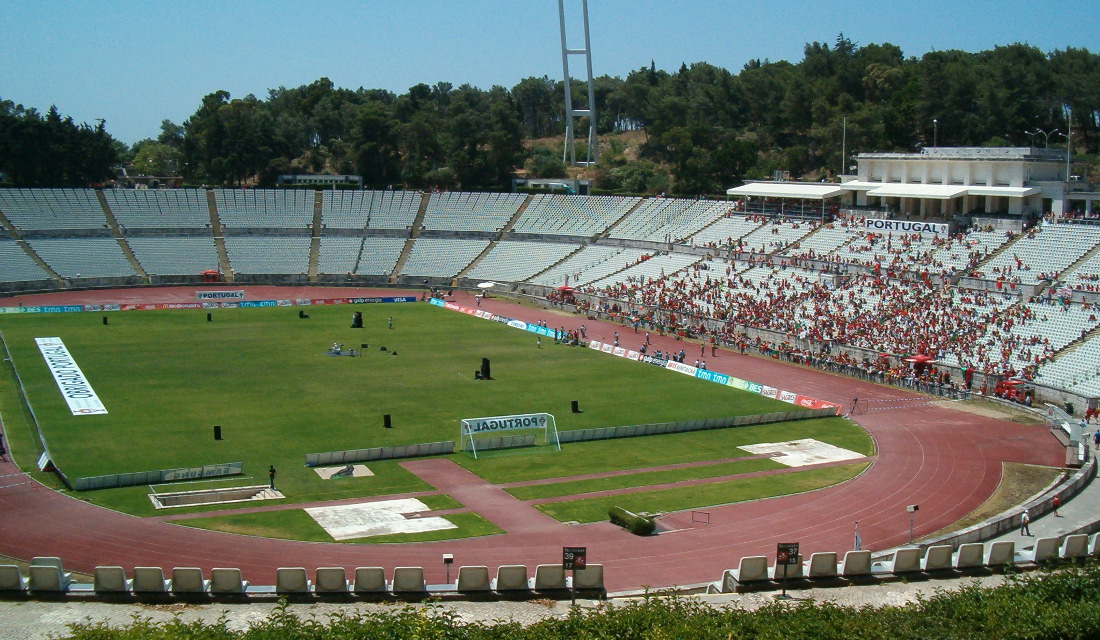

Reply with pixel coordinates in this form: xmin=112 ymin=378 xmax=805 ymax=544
xmin=460 ymin=412 xmax=561 ymax=459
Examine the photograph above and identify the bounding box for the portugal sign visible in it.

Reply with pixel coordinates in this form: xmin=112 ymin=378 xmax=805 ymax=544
xmin=35 ymin=337 xmax=108 ymax=416
xmin=461 ymin=412 xmax=551 ymax=435
xmin=460 ymin=412 xmax=560 ymax=458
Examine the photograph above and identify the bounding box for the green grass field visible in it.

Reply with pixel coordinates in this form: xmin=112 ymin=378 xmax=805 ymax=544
xmin=0 ymin=301 xmax=871 ymax=536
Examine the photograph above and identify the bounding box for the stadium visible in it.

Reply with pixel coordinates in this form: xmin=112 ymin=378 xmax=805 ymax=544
xmin=0 ymin=184 xmax=1090 ymax=598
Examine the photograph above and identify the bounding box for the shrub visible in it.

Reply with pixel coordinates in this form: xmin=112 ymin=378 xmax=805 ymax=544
xmin=609 ymin=505 xmax=656 ymax=536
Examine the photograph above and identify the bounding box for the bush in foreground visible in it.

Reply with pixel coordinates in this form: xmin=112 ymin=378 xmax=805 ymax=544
xmin=64 ymin=561 xmax=1100 ymax=639
xmin=608 ymin=505 xmax=656 ymax=536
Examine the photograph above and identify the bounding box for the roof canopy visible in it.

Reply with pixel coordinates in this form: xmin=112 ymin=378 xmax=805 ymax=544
xmin=866 ymin=184 xmax=969 ymax=200
xmin=729 ymin=180 xmax=1042 ymax=201
xmin=726 ymin=182 xmax=847 ymax=199
xmin=966 ymin=186 xmax=1041 ymax=198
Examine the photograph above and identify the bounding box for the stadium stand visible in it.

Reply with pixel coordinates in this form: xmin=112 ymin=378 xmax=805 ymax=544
xmin=0 ymin=560 xmax=607 ymax=599
xmin=316 ymin=236 xmax=363 ymax=275
xmin=609 ymin=198 xmax=727 ymax=242
xmin=511 ymin=194 xmax=641 ymax=236
xmin=321 ymin=190 xmax=421 ymax=230
xmin=421 ymin=192 xmax=525 ymax=232
xmin=689 ymin=215 xmax=765 ymax=247
xmin=127 ymin=237 xmax=221 ymax=275
xmin=27 ymin=238 xmax=136 ymax=278
xmin=401 ymin=238 xmax=490 ymax=277
xmin=0 ymin=188 xmax=108 ymax=230
xmin=465 ymin=240 xmax=579 ymax=282
xmin=223 ymin=236 xmax=311 ymax=275
xmin=976 ymin=223 xmax=1100 ymax=284
xmin=214 ymin=189 xmax=314 ymax=228
xmin=351 ymin=236 xmax=407 ymax=276
xmin=105 ymin=189 xmax=212 ymax=228
xmin=0 ymin=239 xmax=53 ymax=282
xmin=585 ymin=251 xmax=701 ymax=291
xmin=530 ymin=245 xmax=648 ymax=287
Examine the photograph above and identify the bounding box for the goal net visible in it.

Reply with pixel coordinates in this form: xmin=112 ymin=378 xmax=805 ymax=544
xmin=460 ymin=412 xmax=561 ymax=459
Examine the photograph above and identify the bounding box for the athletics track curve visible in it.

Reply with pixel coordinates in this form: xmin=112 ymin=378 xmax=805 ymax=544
xmin=0 ymin=286 xmax=1063 ymax=593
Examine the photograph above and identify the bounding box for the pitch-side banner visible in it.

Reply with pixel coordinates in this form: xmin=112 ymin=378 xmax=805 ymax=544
xmin=35 ymin=337 xmax=108 ymax=416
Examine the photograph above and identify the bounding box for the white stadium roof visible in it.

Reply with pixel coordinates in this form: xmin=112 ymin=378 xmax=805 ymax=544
xmin=726 ymin=182 xmax=847 ymax=199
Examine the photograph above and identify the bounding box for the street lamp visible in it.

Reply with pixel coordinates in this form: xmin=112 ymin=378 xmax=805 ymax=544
xmin=1025 ymin=128 xmax=1060 ymax=148
xmin=933 ymin=119 xmax=938 ymax=149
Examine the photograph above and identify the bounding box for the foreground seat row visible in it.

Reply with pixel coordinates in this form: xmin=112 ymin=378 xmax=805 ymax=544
xmin=0 ymin=559 xmax=605 ymax=598
xmin=717 ymin=534 xmax=1097 ymax=593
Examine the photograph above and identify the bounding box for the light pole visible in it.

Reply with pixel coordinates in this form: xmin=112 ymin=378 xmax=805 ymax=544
xmin=1065 ymin=106 xmax=1073 ymax=183
xmin=841 ymin=116 xmax=847 ymax=178
xmin=1025 ymin=128 xmax=1059 ymax=148
xmin=933 ymin=119 xmax=938 ymax=149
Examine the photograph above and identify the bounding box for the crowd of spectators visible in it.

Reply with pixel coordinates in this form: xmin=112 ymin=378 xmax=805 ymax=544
xmin=567 ymin=217 xmax=1100 ymax=388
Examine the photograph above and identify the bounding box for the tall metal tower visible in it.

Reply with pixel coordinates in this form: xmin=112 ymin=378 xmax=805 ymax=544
xmin=558 ymin=0 xmax=597 ymax=166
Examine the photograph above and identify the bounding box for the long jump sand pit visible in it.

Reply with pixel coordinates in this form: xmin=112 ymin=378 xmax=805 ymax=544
xmin=304 ymin=498 xmax=456 ymax=541
xmin=739 ymin=438 xmax=864 ymax=467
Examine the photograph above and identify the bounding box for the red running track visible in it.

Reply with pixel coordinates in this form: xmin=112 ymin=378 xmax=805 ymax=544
xmin=0 ymin=287 xmax=1063 ymax=592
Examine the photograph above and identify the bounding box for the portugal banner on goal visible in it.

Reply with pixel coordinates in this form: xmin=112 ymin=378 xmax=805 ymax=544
xmin=460 ymin=412 xmax=561 ymax=459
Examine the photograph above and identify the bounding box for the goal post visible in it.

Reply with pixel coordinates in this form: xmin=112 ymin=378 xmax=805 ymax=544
xmin=460 ymin=412 xmax=561 ymax=459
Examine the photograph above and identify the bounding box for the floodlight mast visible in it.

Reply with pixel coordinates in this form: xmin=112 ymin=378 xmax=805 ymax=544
xmin=558 ymin=0 xmax=598 ymax=167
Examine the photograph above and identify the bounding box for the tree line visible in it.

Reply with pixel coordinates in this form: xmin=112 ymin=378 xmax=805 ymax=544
xmin=2 ymin=36 xmax=1098 ymax=193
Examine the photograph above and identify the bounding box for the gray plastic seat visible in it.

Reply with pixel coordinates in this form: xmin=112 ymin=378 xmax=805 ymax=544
xmin=455 ymin=566 xmax=490 ymax=592
xmin=171 ymin=567 xmax=209 ymax=594
xmin=132 ymin=567 xmax=171 ymax=594
xmin=93 ymin=566 xmax=133 ymax=594
xmin=314 ymin=567 xmax=350 ymax=594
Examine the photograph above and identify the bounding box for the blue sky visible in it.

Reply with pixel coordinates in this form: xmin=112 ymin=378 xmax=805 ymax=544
xmin=1 ymin=0 xmax=1095 ymax=145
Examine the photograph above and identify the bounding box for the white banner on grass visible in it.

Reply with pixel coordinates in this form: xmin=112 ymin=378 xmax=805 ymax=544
xmin=35 ymin=337 xmax=108 ymax=415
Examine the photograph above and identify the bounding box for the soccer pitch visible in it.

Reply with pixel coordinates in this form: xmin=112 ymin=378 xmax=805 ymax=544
xmin=0 ymin=301 xmax=868 ymax=520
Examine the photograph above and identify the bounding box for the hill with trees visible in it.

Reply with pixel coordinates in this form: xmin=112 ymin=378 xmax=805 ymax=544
xmin=2 ymin=36 xmax=1098 ymax=193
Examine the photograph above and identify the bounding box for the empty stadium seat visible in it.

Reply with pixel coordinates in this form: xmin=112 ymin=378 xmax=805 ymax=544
xmin=1060 ymin=534 xmax=1089 ymax=559
xmin=93 ymin=566 xmax=133 ymax=594
xmin=531 ymin=564 xmax=568 ymax=590
xmin=840 ymin=550 xmax=872 ymax=578
xmin=984 ymin=541 xmax=1015 ymax=567
xmin=1017 ymin=537 xmax=1061 ymax=564
xmin=881 ymin=548 xmax=921 ymax=574
xmin=0 ymin=565 xmax=28 ymax=592
xmin=171 ymin=567 xmax=209 ymax=594
xmin=314 ymin=567 xmax=350 ymax=594
xmin=572 ymin=564 xmax=605 ymax=591
xmin=391 ymin=567 xmax=426 ymax=593
xmin=28 ymin=565 xmax=71 ymax=593
xmin=455 ymin=566 xmax=491 ymax=592
xmin=1089 ymin=534 xmax=1100 ymax=556
xmin=805 ymin=552 xmax=839 ymax=579
xmin=722 ymin=556 xmax=770 ymax=592
xmin=132 ymin=567 xmax=171 ymax=594
xmin=210 ymin=568 xmax=249 ymax=594
xmin=921 ymin=545 xmax=954 ymax=572
xmin=352 ymin=567 xmax=387 ymax=593
xmin=771 ymin=561 xmax=804 ymax=580
xmin=275 ymin=567 xmax=312 ymax=594
xmin=492 ymin=565 xmax=529 ymax=591
xmin=953 ymin=543 xmax=985 ymax=571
